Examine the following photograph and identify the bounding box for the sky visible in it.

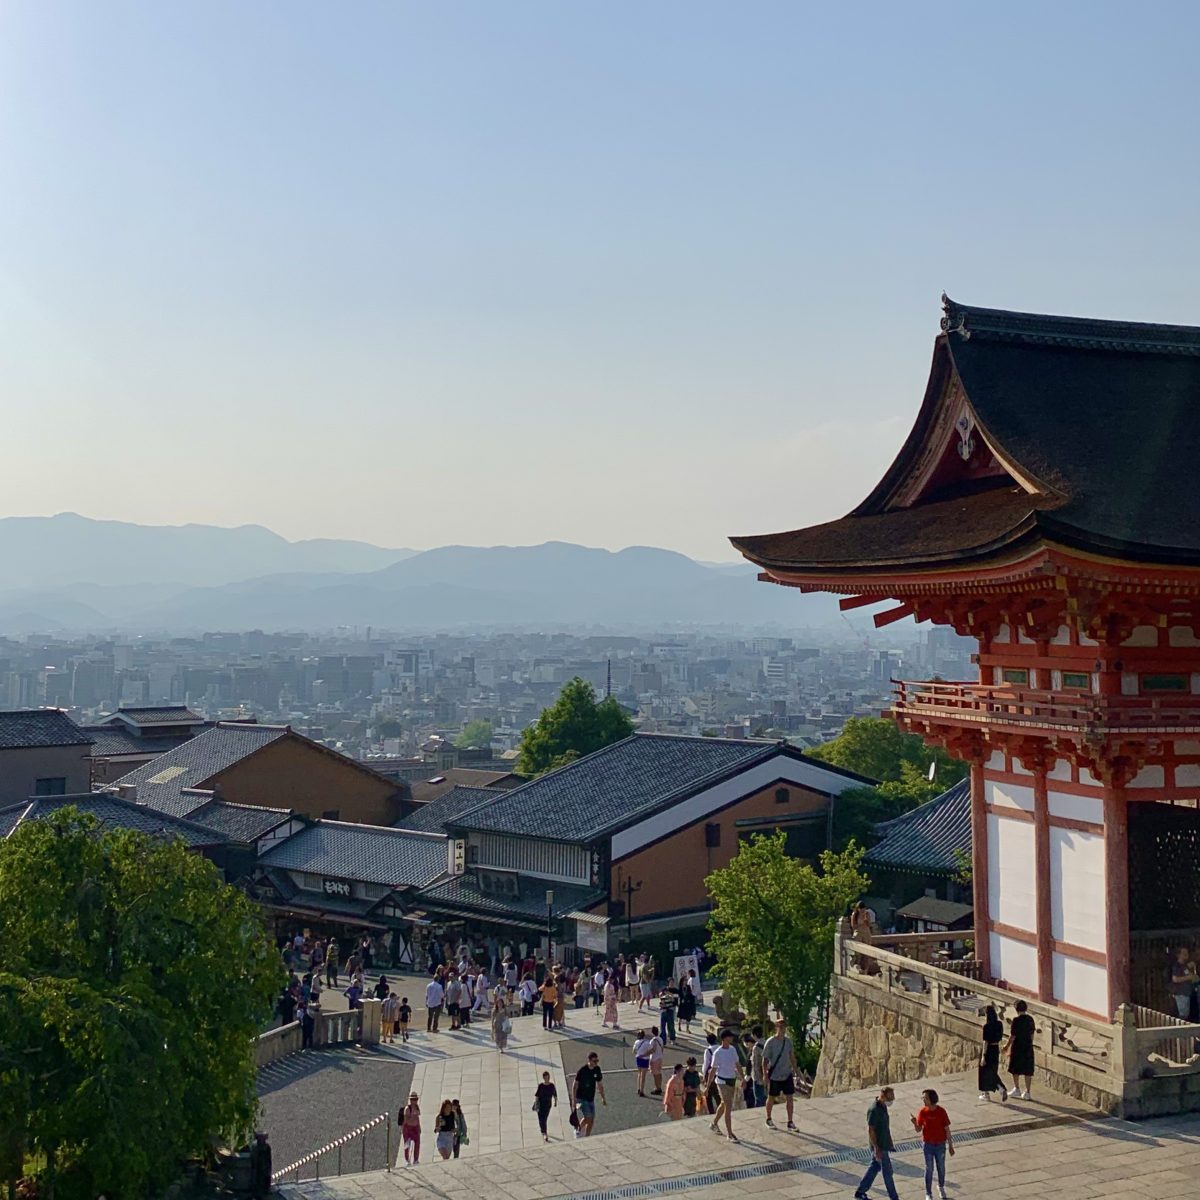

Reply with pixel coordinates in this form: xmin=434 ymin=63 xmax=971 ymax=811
xmin=2 ymin=2 xmax=1199 ymax=562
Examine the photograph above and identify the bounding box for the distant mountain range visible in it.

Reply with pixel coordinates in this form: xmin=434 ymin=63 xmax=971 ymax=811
xmin=0 ymin=514 xmax=836 ymax=633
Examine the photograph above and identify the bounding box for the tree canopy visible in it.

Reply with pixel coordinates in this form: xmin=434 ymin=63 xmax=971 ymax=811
xmin=516 ymin=677 xmax=634 ymax=776
xmin=707 ymin=831 xmax=867 ymax=1044
xmin=808 ymin=716 xmax=967 ymax=850
xmin=455 ymin=718 xmax=494 ymax=750
xmin=0 ymin=809 xmax=281 ymax=1200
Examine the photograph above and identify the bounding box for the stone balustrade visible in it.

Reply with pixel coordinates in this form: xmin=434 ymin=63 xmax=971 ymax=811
xmin=256 ymin=998 xmax=382 ymax=1067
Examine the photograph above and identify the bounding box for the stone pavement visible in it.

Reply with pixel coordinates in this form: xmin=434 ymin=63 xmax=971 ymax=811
xmin=274 ymin=1067 xmax=1200 ymax=1200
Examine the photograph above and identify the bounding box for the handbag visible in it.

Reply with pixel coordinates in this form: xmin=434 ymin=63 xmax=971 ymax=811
xmin=568 ymin=1106 xmax=580 ymax=1128
xmin=499 ymin=1016 xmax=512 ymax=1035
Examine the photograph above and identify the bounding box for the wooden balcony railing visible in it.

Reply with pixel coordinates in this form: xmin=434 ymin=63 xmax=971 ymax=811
xmin=892 ymin=679 xmax=1200 ymax=734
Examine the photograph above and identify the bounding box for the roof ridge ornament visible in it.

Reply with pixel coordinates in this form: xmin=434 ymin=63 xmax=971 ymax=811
xmin=940 ymin=293 xmax=971 ymax=339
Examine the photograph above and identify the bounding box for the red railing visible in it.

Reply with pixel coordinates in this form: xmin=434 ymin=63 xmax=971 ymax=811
xmin=892 ymin=679 xmax=1200 ymax=733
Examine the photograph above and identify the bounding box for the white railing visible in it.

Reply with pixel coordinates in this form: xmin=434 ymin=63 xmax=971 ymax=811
xmin=273 ymin=1112 xmax=391 ymax=1183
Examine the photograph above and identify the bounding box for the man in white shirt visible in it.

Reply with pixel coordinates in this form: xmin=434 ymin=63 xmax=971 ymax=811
xmin=473 ymin=969 xmax=489 ymax=1014
xmin=705 ymin=1029 xmax=745 ymax=1141
xmin=425 ymin=976 xmax=445 ymax=1033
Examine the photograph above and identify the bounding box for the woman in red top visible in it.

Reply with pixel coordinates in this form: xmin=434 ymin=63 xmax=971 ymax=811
xmin=910 ymin=1087 xmax=954 ymax=1200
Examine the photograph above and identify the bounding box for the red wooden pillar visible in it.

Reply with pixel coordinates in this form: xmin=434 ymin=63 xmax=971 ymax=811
xmin=970 ymin=760 xmax=991 ymax=980
xmin=1104 ymin=785 xmax=1131 ymax=1017
xmin=1032 ymin=766 xmax=1054 ymax=1002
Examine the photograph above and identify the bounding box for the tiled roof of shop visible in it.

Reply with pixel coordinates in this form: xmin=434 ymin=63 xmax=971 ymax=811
xmin=0 ymin=710 xmax=93 ymax=750
xmin=116 ymin=724 xmax=289 ymax=816
xmin=188 ymin=798 xmax=293 ymax=842
xmin=449 ymin=733 xmax=865 ymax=841
xmin=398 ymin=785 xmax=506 ymax=834
xmin=418 ymin=874 xmax=606 ymax=922
xmin=104 ymin=706 xmax=204 ymax=726
xmin=83 ymin=726 xmax=195 ymax=757
xmin=258 ymin=820 xmax=446 ymax=888
xmin=864 ymin=779 xmax=971 ymax=873
xmin=0 ymin=793 xmax=227 ymax=847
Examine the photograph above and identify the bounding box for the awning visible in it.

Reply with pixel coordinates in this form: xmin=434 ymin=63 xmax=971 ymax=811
xmin=566 ymin=910 xmax=609 ymax=926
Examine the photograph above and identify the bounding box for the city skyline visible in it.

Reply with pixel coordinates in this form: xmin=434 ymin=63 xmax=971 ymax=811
xmin=4 ymin=2 xmax=1199 ymax=560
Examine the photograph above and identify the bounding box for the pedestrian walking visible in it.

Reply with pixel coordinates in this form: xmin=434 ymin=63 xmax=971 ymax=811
xmin=451 ymin=1099 xmax=468 ymax=1158
xmin=571 ymin=1051 xmax=606 ymax=1137
xmin=602 ymin=974 xmax=620 ymax=1029
xmin=399 ymin=1093 xmax=421 ymax=1166
xmin=663 ymin=1062 xmax=686 ymax=1120
xmin=677 ymin=976 xmax=697 ymax=1033
xmin=647 ymin=1030 xmax=665 ymax=1095
xmin=687 ymin=967 xmax=703 ymax=1008
xmin=633 ymin=1030 xmax=654 ymax=1096
xmin=533 ymin=1069 xmax=558 ymax=1141
xmin=373 ymin=974 xmax=391 ymax=1001
xmin=554 ymin=974 xmax=567 ymax=1028
xmin=854 ymin=1086 xmax=899 ymax=1200
xmin=977 ymin=1005 xmax=1008 ymax=1102
xmin=637 ymin=955 xmax=654 ymax=1012
xmin=492 ymin=995 xmax=512 ymax=1052
xmin=434 ymin=1100 xmax=456 ymax=1160
xmin=658 ymin=979 xmax=678 ymax=1043
xmin=381 ymin=992 xmax=400 ymax=1043
xmin=399 ymin=996 xmax=412 ymax=1042
xmin=701 ymin=1032 xmax=720 ymax=1114
xmin=309 ymin=970 xmax=323 ymax=1008
xmin=748 ymin=1025 xmax=766 ymax=1108
xmin=762 ymin=1018 xmax=798 ymax=1131
xmin=911 ymin=1087 xmax=954 ymax=1200
xmin=275 ymin=987 xmax=297 ymax=1028
xmin=682 ymin=1056 xmax=702 ymax=1117
xmin=473 ymin=968 xmax=489 ymax=1016
xmin=445 ymin=973 xmax=463 ymax=1030
xmin=705 ymin=1028 xmax=744 ymax=1141
xmin=1005 ymin=999 xmax=1036 ymax=1098
xmin=343 ymin=979 xmax=363 ymax=1010
xmin=249 ymin=1132 xmax=272 ymax=1200
xmin=573 ymin=969 xmax=588 ymax=1010
xmin=297 ymin=999 xmax=314 ymax=1049
xmin=325 ymin=940 xmax=340 ymax=989
xmin=540 ymin=973 xmax=559 ymax=1029
xmin=425 ymin=974 xmax=445 ymax=1033
xmin=1170 ymin=947 xmax=1198 ymax=1019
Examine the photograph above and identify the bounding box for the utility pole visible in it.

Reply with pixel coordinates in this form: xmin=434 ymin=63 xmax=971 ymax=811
xmin=621 ymin=873 xmax=642 ymax=944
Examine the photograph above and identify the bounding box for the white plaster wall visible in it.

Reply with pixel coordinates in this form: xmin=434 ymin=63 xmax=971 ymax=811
xmin=1079 ymin=767 xmax=1102 ymax=789
xmin=1047 ymin=759 xmax=1072 ymax=783
xmin=985 ymin=750 xmax=1005 ymax=771
xmin=1049 ymin=827 xmax=1106 ymax=951
xmin=1051 ymin=625 xmax=1072 ymax=646
xmin=988 ymin=813 xmax=1036 ymax=932
xmin=1011 ymin=757 xmax=1033 ymax=777
xmin=1053 ymin=953 xmax=1108 ymax=1018
xmin=1121 ymin=673 xmax=1139 ymax=696
xmin=990 ymin=931 xmax=1038 ymax=994
xmin=985 ymin=778 xmax=1035 ymax=812
xmin=994 ymin=624 xmax=1011 ymax=644
xmin=1127 ymin=765 xmax=1165 ymax=789
xmin=1169 ymin=626 xmax=1200 ymax=647
xmin=1176 ymin=764 xmax=1200 ymax=787
xmin=1122 ymin=625 xmax=1159 ymax=648
xmin=1177 ymin=740 xmax=1200 ymax=756
xmin=1046 ymin=788 xmax=1102 ymax=824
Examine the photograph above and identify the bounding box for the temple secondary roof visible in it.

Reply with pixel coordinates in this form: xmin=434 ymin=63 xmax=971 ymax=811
xmin=864 ymin=778 xmax=970 ymax=874
xmin=732 ymin=296 xmax=1200 ymax=575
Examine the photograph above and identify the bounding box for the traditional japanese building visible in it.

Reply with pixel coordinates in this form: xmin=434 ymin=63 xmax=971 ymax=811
xmin=733 ymin=296 xmax=1200 ymax=1024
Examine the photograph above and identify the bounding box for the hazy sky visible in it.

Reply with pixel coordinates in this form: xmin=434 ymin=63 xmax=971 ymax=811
xmin=3 ymin=3 xmax=1198 ymax=561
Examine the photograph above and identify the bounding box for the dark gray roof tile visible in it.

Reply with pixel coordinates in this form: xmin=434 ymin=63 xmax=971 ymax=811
xmin=0 ymin=710 xmax=93 ymax=750
xmin=398 ymin=786 xmax=505 ymax=834
xmin=864 ymin=779 xmax=971 ymax=873
xmin=0 ymin=793 xmax=228 ymax=847
xmin=258 ymin=821 xmax=446 ymax=889
xmin=188 ymin=798 xmax=292 ymax=842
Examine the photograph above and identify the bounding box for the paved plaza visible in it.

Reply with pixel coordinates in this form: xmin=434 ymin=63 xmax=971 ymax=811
xmin=263 ymin=990 xmax=1200 ymax=1199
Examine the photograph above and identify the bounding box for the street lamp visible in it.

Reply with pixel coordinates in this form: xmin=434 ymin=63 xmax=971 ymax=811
xmin=545 ymin=889 xmax=554 ymax=959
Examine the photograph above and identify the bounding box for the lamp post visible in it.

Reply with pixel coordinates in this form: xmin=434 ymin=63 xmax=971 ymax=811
xmin=545 ymin=888 xmax=554 ymax=960
xmin=622 ymin=875 xmax=642 ymax=944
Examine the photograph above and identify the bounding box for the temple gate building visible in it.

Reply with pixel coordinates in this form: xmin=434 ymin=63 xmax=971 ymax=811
xmin=733 ymin=297 xmax=1200 ymax=1112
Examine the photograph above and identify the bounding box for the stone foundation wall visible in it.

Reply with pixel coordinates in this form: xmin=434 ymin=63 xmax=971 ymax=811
xmin=813 ymin=980 xmax=979 ymax=1097
xmin=814 ymin=975 xmax=1118 ymax=1114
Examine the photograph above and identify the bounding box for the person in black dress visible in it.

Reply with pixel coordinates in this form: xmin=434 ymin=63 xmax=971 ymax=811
xmin=1004 ymin=999 xmax=1036 ymax=1099
xmin=533 ymin=1070 xmax=557 ymax=1141
xmin=977 ymin=1005 xmax=1008 ymax=1102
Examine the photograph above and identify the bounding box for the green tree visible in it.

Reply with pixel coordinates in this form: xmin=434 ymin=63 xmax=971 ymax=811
xmin=375 ymin=718 xmax=403 ymax=739
xmin=455 ymin=719 xmax=494 ymax=750
xmin=811 ymin=717 xmax=967 ymax=850
xmin=706 ymin=832 xmax=868 ymax=1046
xmin=517 ymin=677 xmax=634 ymax=776
xmin=0 ymin=809 xmax=281 ymax=1200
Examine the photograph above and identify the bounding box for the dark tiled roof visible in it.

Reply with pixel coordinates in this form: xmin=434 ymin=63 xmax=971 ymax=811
xmin=895 ymin=896 xmax=973 ymax=926
xmin=419 ymin=874 xmax=606 ymax=922
xmin=398 ymin=785 xmax=505 ymax=834
xmin=864 ymin=779 xmax=971 ymax=874
xmin=115 ymin=724 xmax=289 ymax=817
xmin=104 ymin=706 xmax=204 ymax=726
xmin=451 ymin=733 xmax=788 ymax=841
xmin=188 ymin=798 xmax=292 ymax=842
xmin=733 ymin=297 xmax=1200 ymax=571
xmin=0 ymin=793 xmax=227 ymax=847
xmin=258 ymin=821 xmax=446 ymax=888
xmin=0 ymin=710 xmax=92 ymax=750
xmin=409 ymin=768 xmax=523 ymax=806
xmin=83 ymin=726 xmax=195 ymax=758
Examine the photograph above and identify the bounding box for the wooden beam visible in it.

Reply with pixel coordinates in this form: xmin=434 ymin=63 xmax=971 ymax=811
xmin=873 ymin=603 xmax=916 ymax=628
xmin=839 ymin=595 xmax=880 ymax=612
